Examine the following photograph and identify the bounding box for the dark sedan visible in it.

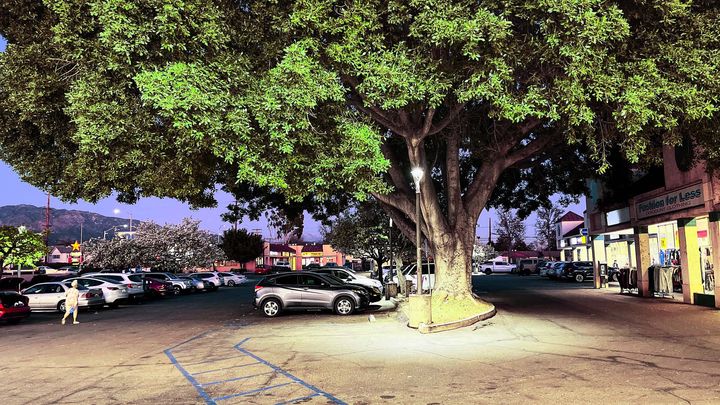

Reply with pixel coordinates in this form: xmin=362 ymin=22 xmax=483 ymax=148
xmin=560 ymin=261 xmax=594 ymax=283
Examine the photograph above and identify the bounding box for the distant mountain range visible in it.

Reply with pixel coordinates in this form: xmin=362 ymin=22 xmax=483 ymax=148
xmin=0 ymin=204 xmax=136 ymax=245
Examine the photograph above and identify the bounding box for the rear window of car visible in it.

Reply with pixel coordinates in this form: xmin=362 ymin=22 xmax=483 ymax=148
xmin=128 ymin=275 xmax=143 ymax=282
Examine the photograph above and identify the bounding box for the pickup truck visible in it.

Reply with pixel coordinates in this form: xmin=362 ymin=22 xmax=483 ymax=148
xmin=479 ymin=261 xmax=517 ymax=275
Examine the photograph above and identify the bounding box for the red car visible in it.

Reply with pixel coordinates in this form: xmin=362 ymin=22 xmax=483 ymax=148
xmin=0 ymin=291 xmax=31 ymax=324
xmin=144 ymin=277 xmax=172 ymax=297
xmin=253 ymin=265 xmax=270 ymax=275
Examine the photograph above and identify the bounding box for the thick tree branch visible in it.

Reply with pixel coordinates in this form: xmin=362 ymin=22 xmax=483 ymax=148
xmin=505 ymin=134 xmax=559 ymax=169
xmin=445 ymin=127 xmax=463 ymax=229
xmin=428 ymin=103 xmax=465 ymax=136
xmin=420 ymin=108 xmax=436 ymax=138
xmin=372 ymin=191 xmax=416 ymax=223
xmin=380 ymin=143 xmax=413 ymax=196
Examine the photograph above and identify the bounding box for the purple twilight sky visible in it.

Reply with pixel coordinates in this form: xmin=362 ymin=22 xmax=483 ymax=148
xmin=0 ymin=35 xmax=585 ymax=243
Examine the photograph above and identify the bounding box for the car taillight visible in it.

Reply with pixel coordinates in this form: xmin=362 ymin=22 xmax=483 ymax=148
xmin=126 ymin=283 xmax=134 ymax=288
xmin=254 ymin=285 xmax=263 ymax=292
xmin=81 ymin=293 xmax=89 ymax=298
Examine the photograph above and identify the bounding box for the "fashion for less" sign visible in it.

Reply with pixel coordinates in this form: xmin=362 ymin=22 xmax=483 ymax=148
xmin=636 ymin=184 xmax=704 ymax=219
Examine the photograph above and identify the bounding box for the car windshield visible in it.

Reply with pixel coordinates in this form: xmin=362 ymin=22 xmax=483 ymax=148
xmin=319 ymin=274 xmax=345 ymax=286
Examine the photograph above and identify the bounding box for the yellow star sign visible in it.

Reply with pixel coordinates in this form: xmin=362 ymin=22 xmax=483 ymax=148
xmin=72 ymin=241 xmax=81 ymax=251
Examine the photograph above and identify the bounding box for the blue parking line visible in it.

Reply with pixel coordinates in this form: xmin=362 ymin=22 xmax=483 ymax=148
xmin=200 ymin=371 xmax=275 ymax=387
xmin=234 ymin=339 xmax=347 ymax=405
xmin=164 ymin=349 xmax=215 ymax=405
xmin=275 ymin=393 xmax=320 ymax=405
xmin=213 ymin=382 xmax=294 ymax=402
xmin=191 ymin=361 xmax=260 ymax=376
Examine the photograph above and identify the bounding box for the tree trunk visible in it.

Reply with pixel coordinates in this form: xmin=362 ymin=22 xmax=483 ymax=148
xmin=432 ymin=228 xmax=474 ymax=298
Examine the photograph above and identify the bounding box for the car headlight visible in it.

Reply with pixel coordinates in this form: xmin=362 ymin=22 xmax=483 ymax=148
xmin=372 ymin=287 xmax=381 ymax=293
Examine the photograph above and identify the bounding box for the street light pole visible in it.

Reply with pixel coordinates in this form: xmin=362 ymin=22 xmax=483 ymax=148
xmin=411 ymin=167 xmax=424 ymax=295
xmin=388 ymin=218 xmax=393 ymax=283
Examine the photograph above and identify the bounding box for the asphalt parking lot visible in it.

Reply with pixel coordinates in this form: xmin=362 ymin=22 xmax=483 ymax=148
xmin=2 ymin=274 xmax=720 ymax=404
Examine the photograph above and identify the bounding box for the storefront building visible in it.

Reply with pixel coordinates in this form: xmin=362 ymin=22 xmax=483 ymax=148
xmin=586 ymin=145 xmax=719 ymax=309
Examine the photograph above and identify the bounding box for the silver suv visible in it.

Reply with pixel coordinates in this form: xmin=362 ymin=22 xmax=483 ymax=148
xmin=254 ymin=273 xmax=370 ymax=317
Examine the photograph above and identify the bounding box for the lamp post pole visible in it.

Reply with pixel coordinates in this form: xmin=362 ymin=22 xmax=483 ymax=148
xmin=411 ymin=168 xmax=424 ymax=295
xmin=388 ymin=218 xmax=393 ymax=284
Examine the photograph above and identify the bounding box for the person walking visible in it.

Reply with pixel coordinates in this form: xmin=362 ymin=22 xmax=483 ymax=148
xmin=61 ymin=280 xmax=80 ymax=325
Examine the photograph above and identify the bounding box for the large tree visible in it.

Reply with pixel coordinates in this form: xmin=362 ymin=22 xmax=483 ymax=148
xmin=220 ymin=228 xmax=264 ymax=264
xmin=1 ymin=1 xmax=719 ymax=314
xmin=493 ymin=209 xmax=529 ymax=253
xmin=534 ymin=204 xmax=566 ymax=251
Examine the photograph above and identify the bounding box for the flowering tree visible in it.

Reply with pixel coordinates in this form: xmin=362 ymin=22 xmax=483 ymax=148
xmin=84 ymin=219 xmax=224 ymax=272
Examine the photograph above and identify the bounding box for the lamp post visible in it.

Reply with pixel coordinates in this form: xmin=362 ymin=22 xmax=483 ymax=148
xmin=388 ymin=218 xmax=393 ymax=283
xmin=410 ymin=167 xmax=424 ymax=294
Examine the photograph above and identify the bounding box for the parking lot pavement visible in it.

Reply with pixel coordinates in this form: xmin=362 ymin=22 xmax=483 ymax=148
xmin=3 ymin=275 xmax=720 ymax=404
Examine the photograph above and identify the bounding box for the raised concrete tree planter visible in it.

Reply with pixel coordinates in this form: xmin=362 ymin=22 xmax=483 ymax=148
xmin=417 ymin=305 xmax=496 ymax=334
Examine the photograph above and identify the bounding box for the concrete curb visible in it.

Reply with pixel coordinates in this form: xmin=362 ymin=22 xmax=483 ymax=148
xmin=417 ymin=305 xmax=496 ymax=333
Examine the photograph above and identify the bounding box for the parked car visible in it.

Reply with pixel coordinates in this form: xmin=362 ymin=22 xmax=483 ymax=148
xmin=517 ymin=259 xmax=545 ymax=275
xmin=66 ymin=277 xmax=129 ymax=308
xmin=83 ymin=273 xmax=145 ymax=302
xmin=253 ymin=265 xmax=270 ymax=275
xmin=217 ymin=272 xmax=247 ymax=287
xmin=144 ymin=272 xmax=193 ymax=295
xmin=311 ymin=267 xmax=383 ymax=293
xmin=143 ymin=277 xmax=172 ymax=297
xmin=547 ymin=262 xmax=567 ymax=280
xmin=538 ymin=261 xmax=556 ymax=277
xmin=191 ymin=273 xmax=221 ymax=291
xmin=392 ymin=263 xmax=436 ymax=292
xmin=479 ymin=261 xmax=516 ymax=275
xmin=0 ymin=277 xmax=28 ymax=292
xmin=560 ymin=261 xmax=594 ymax=283
xmin=21 ymin=282 xmax=104 ymax=312
xmin=254 ymin=273 xmax=370 ymax=317
xmin=0 ymin=291 xmax=31 ymax=324
xmin=177 ymin=275 xmax=205 ymax=292
xmin=310 ymin=268 xmax=383 ymax=302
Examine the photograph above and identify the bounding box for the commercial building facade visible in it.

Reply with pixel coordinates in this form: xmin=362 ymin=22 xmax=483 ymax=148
xmin=586 ymin=145 xmax=719 ymax=309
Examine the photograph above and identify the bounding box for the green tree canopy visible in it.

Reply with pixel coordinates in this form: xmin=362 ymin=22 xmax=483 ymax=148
xmin=1 ymin=1 xmax=719 ymax=314
xmin=0 ymin=226 xmax=47 ymax=277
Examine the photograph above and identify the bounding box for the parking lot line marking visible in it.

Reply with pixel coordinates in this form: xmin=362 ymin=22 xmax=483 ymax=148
xmin=191 ymin=362 xmax=261 ymax=376
xmin=234 ymin=339 xmax=347 ymax=405
xmin=164 ymin=349 xmax=215 ymax=405
xmin=199 ymin=371 xmax=275 ymax=387
xmin=212 ymin=382 xmax=295 ymax=402
xmin=274 ymin=393 xmax=320 ymax=405
xmin=184 ymin=355 xmax=249 ymax=366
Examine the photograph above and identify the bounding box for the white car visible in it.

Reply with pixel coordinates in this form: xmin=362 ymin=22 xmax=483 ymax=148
xmin=392 ymin=263 xmax=436 ymax=292
xmin=84 ymin=273 xmax=145 ymax=301
xmin=217 ymin=272 xmax=247 ymax=287
xmin=479 ymin=261 xmax=516 ymax=275
xmin=67 ymin=277 xmax=129 ymax=308
xmin=311 ymin=267 xmax=383 ymax=292
xmin=21 ymin=282 xmax=104 ymax=312
xmin=191 ymin=272 xmax=221 ymax=290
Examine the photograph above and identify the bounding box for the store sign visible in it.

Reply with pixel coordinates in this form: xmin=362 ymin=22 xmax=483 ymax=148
xmin=302 ymin=252 xmax=323 ymax=257
xmin=636 ymin=185 xmax=704 ymax=219
xmin=606 ymin=207 xmax=630 ymax=226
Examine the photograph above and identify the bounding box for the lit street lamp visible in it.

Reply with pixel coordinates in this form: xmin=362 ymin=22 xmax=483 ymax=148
xmin=410 ymin=167 xmax=424 ymax=294
xmin=103 ymin=224 xmax=128 ymax=240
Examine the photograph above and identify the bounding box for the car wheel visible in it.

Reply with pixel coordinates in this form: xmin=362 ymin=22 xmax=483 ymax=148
xmin=612 ymin=273 xmax=619 ymax=282
xmin=58 ymin=300 xmax=66 ymax=313
xmin=575 ymin=274 xmax=585 ymax=283
xmin=173 ymin=286 xmax=181 ymax=295
xmin=262 ymin=298 xmax=281 ymax=317
xmin=334 ymin=297 xmax=355 ymax=316
xmin=484 ymin=269 xmax=492 ymax=275
xmin=227 ymin=280 xmax=236 ymax=287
